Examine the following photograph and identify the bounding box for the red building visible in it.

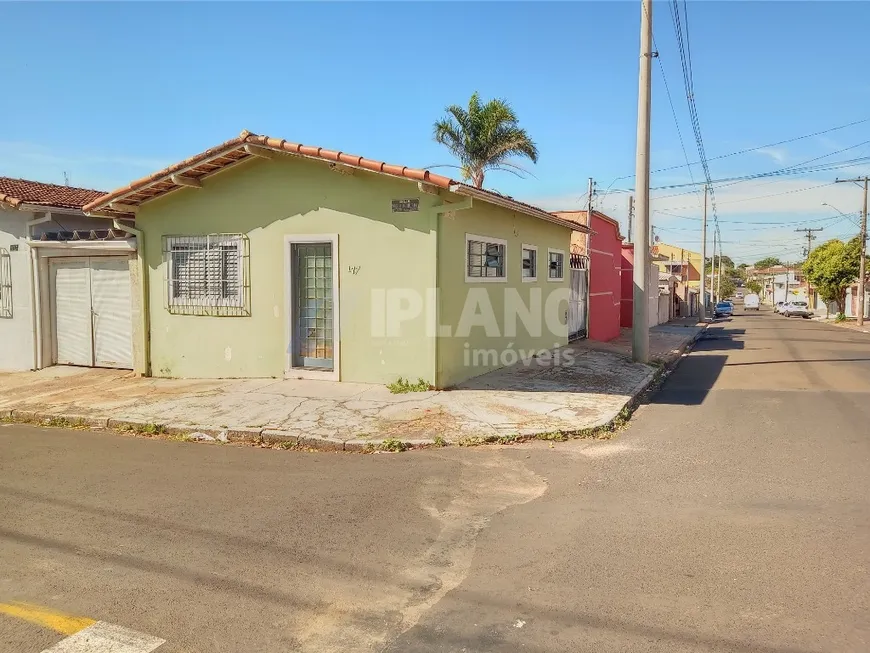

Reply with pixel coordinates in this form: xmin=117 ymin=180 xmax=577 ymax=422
xmin=620 ymin=244 xmax=635 ymax=328
xmin=553 ymin=210 xmax=624 ymax=342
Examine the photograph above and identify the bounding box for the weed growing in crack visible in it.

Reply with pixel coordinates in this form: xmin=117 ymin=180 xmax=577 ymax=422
xmin=386 ymin=377 xmax=433 ymax=394
xmin=379 ymin=438 xmax=409 ymax=452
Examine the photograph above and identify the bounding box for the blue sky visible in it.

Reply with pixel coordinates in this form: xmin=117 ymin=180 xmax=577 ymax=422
xmin=2 ymin=1 xmax=869 ymax=264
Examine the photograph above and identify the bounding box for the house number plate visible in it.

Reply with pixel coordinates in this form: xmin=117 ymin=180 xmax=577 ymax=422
xmin=391 ymin=198 xmax=419 ymax=213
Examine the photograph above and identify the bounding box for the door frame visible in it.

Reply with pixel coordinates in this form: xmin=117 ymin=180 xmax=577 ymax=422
xmin=284 ymin=234 xmax=340 ymax=381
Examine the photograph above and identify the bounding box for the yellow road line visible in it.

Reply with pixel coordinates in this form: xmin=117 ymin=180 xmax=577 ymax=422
xmin=0 ymin=601 xmax=95 ymax=636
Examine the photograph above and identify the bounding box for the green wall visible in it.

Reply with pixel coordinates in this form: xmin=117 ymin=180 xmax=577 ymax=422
xmin=437 ymin=202 xmax=572 ymax=387
xmin=140 ymin=156 xmax=438 ymax=382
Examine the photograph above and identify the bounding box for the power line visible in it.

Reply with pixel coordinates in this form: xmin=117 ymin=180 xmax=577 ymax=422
xmin=649 ymin=117 xmax=870 ymax=176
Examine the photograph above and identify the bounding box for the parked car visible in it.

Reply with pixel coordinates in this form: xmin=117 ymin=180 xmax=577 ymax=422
xmin=774 ymin=301 xmax=786 ymax=314
xmin=735 ymin=291 xmax=744 ymax=299
xmin=782 ymin=301 xmax=813 ymax=318
xmin=714 ymin=301 xmax=733 ymax=318
xmin=744 ymin=293 xmax=760 ymax=310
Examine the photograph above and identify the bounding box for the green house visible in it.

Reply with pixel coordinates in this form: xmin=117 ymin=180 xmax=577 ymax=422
xmin=85 ymin=131 xmax=588 ymax=388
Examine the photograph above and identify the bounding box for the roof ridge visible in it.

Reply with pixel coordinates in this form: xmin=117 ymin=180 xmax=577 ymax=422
xmin=0 ymin=176 xmax=106 ymax=194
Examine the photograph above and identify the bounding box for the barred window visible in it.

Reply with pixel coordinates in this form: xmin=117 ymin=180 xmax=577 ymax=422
xmin=466 ymin=234 xmax=506 ymax=281
xmin=521 ymin=245 xmax=537 ymax=280
xmin=548 ymin=249 xmax=565 ymax=280
xmin=0 ymin=248 xmax=11 ymax=319
xmin=164 ymin=234 xmax=250 ymax=316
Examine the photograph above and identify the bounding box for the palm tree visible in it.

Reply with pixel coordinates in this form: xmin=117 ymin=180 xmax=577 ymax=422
xmin=433 ymin=92 xmax=539 ymax=188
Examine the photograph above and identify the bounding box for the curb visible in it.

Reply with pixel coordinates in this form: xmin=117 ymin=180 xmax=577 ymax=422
xmin=0 ymin=328 xmax=707 ymax=454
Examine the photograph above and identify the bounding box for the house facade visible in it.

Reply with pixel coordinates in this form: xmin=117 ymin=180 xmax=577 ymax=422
xmin=553 ymin=210 xmax=623 ymax=342
xmin=653 ymin=242 xmax=702 ymax=288
xmin=0 ymin=178 xmax=137 ymax=372
xmin=619 ymin=243 xmax=663 ymax=328
xmin=85 ymin=132 xmax=588 ymax=388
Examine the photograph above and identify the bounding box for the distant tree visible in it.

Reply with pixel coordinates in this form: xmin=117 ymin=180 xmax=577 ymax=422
xmin=746 ymin=279 xmax=762 ymax=294
xmin=754 ymin=256 xmax=783 ymax=269
xmin=719 ymin=277 xmax=737 ymax=300
xmin=802 ymin=238 xmax=861 ymax=314
xmin=738 ymin=263 xmax=749 ymax=269
xmin=706 ymin=254 xmax=736 ymax=273
xmin=433 ymin=92 xmax=539 ymax=188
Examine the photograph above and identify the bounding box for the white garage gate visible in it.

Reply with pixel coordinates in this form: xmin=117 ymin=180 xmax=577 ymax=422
xmin=51 ymin=257 xmax=133 ymax=369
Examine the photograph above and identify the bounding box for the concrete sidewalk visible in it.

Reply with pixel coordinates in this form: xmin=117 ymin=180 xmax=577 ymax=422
xmin=0 ymin=324 xmax=703 ymax=449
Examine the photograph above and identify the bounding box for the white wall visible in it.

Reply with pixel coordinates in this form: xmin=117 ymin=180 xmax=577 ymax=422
xmin=0 ymin=207 xmax=35 ymax=370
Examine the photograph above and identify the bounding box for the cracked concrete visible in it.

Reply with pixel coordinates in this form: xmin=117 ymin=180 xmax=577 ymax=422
xmin=0 ymin=327 xmax=702 ymax=444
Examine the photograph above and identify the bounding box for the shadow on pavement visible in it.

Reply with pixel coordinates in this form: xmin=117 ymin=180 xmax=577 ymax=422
xmin=387 ymin=589 xmax=817 ymax=653
xmin=725 ymin=357 xmax=870 ymax=367
xmin=644 ymin=324 xmax=747 ymax=405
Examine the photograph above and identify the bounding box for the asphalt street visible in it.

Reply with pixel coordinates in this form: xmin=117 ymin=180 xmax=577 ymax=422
xmin=1 ymin=307 xmax=868 ymax=652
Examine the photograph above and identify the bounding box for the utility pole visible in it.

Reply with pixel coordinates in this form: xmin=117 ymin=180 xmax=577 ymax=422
xmin=632 ymin=0 xmax=653 ymax=363
xmin=699 ymin=184 xmax=708 ymax=320
xmin=710 ymin=220 xmax=717 ymax=303
xmin=795 ymin=227 xmax=823 ymax=303
xmin=627 ymin=195 xmax=635 ymax=242
xmin=835 ymin=177 xmax=868 ymax=325
xmin=717 ymin=243 xmax=723 ymax=299
xmin=587 ymin=177 xmax=595 ymax=256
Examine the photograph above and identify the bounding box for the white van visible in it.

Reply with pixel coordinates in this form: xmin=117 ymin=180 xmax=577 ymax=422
xmin=744 ymin=293 xmax=760 ymax=310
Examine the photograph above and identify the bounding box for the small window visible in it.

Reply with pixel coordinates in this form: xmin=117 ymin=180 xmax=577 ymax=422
xmin=466 ymin=234 xmax=507 ymax=282
xmin=521 ymin=245 xmax=537 ymax=281
xmin=548 ymin=249 xmax=565 ymax=281
xmin=163 ymin=234 xmax=250 ymax=316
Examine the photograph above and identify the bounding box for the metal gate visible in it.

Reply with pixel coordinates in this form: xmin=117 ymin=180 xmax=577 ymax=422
xmin=569 ymin=253 xmax=588 ymax=341
xmin=51 ymin=257 xmax=133 ymax=369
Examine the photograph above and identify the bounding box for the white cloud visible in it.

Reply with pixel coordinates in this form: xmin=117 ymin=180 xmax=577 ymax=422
xmin=753 ymin=147 xmax=788 ymax=164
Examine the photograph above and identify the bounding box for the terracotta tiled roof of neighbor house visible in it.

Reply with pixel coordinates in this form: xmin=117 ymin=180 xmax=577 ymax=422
xmin=0 ymin=177 xmax=106 ymax=210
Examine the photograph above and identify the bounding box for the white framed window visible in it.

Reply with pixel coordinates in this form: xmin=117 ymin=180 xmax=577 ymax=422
xmin=548 ymin=248 xmax=565 ymax=281
xmin=465 ymin=233 xmax=507 ymax=282
xmin=163 ymin=234 xmax=250 ymax=316
xmin=521 ymin=244 xmax=537 ymax=282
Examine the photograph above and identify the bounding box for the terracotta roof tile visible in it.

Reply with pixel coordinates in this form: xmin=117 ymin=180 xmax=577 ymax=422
xmin=83 ymin=131 xmax=588 ymax=233
xmin=0 ymin=177 xmax=106 ymax=210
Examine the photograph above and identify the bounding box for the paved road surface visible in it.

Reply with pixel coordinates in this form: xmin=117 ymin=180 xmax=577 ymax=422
xmin=1 ymin=308 xmax=868 ymax=652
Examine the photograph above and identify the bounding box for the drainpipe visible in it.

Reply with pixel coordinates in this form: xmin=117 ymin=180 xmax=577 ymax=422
xmin=111 ymin=219 xmax=151 ymax=376
xmin=25 ymin=213 xmax=52 ymax=370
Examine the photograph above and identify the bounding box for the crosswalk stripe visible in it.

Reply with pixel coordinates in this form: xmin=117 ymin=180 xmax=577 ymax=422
xmin=40 ymin=621 xmax=165 ymax=653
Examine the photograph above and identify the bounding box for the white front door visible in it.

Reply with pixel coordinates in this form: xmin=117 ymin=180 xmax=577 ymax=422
xmin=51 ymin=257 xmax=133 ymax=369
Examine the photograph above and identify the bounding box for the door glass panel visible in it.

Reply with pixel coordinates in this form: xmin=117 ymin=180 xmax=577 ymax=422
xmin=293 ymin=243 xmax=333 ymax=370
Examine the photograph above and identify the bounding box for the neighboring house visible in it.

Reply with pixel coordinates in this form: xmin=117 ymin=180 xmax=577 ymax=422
xmin=0 ymin=177 xmax=137 ymax=372
xmin=755 ymin=266 xmax=805 ymax=305
xmin=619 ymin=243 xmax=662 ymax=328
xmin=552 ymin=210 xmax=623 ymax=342
xmin=652 ymin=242 xmax=702 ymax=287
xmin=84 ymin=131 xmax=589 ymax=387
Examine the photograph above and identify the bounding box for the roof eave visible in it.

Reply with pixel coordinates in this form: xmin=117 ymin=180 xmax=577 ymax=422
xmin=450 ymin=185 xmax=591 ymax=234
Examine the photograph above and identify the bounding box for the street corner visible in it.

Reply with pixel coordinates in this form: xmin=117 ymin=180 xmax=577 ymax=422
xmin=0 ymin=601 xmax=164 ymax=652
